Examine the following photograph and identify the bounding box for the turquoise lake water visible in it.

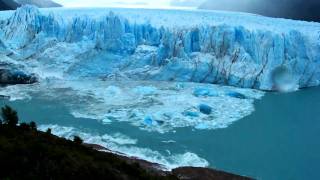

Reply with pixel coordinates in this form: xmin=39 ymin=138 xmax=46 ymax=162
xmin=1 ymin=86 xmax=320 ymax=180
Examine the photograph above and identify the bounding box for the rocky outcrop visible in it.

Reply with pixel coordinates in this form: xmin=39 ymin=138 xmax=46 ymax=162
xmin=0 ymin=69 xmax=37 ymax=85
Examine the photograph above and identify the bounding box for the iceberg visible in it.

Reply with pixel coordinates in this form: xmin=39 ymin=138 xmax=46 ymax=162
xmin=0 ymin=5 xmax=319 ymax=91
xmin=199 ymin=104 xmax=212 ymax=115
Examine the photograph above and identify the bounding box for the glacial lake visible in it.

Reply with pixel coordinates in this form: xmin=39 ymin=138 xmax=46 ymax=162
xmin=1 ymin=82 xmax=319 ymax=180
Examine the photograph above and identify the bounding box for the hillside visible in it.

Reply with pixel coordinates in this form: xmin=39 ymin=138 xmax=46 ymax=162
xmin=199 ymin=0 xmax=320 ymax=22
xmin=0 ymin=0 xmax=19 ymax=10
xmin=0 ymin=0 xmax=61 ymax=10
xmin=0 ymin=105 xmax=251 ymax=180
xmin=16 ymin=0 xmax=61 ymax=8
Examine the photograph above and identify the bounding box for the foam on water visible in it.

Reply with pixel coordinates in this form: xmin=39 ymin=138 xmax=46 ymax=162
xmin=38 ymin=124 xmax=209 ymax=170
xmin=0 ymin=85 xmax=33 ymax=101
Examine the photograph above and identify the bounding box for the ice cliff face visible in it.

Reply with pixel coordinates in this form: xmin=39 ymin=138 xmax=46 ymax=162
xmin=0 ymin=5 xmax=320 ymax=91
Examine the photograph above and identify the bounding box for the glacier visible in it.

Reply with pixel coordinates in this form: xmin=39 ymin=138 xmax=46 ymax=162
xmin=0 ymin=5 xmax=319 ymax=91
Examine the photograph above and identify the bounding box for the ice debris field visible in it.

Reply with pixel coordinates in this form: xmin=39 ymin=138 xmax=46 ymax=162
xmin=0 ymin=80 xmax=263 ymax=132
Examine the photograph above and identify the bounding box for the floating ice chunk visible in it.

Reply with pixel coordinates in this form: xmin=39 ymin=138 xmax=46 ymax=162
xmin=133 ymin=86 xmax=157 ymax=95
xmin=193 ymin=87 xmax=218 ymax=97
xmin=199 ymin=104 xmax=212 ymax=115
xmin=105 ymin=86 xmax=122 ymax=95
xmin=175 ymin=83 xmax=185 ymax=90
xmin=101 ymin=133 xmax=137 ymax=145
xmin=162 ymin=140 xmax=176 ymax=144
xmin=183 ymin=110 xmax=200 ymax=118
xmin=144 ymin=116 xmax=154 ymax=126
xmin=226 ymin=91 xmax=247 ymax=99
xmin=195 ymin=123 xmax=209 ymax=130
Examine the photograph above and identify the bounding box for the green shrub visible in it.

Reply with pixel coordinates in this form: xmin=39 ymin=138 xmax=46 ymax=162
xmin=20 ymin=122 xmax=31 ymax=130
xmin=46 ymin=128 xmax=52 ymax=135
xmin=73 ymin=136 xmax=83 ymax=145
xmin=1 ymin=105 xmax=18 ymax=127
xmin=29 ymin=121 xmax=37 ymax=130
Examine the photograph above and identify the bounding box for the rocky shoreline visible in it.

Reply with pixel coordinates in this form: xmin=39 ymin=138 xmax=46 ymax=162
xmin=84 ymin=143 xmax=253 ymax=180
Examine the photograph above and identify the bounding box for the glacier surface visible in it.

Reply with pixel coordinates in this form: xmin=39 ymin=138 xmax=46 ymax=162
xmin=0 ymin=6 xmax=319 ymax=90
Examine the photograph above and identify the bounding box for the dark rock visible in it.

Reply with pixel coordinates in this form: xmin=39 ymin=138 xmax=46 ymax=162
xmin=0 ymin=95 xmax=10 ymax=99
xmin=172 ymin=167 xmax=253 ymax=180
xmin=0 ymin=69 xmax=37 ymax=85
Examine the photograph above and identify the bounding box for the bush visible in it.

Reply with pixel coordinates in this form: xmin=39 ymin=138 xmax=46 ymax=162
xmin=73 ymin=136 xmax=83 ymax=145
xmin=29 ymin=121 xmax=37 ymax=130
xmin=20 ymin=122 xmax=31 ymax=130
xmin=46 ymin=128 xmax=52 ymax=135
xmin=1 ymin=105 xmax=19 ymax=127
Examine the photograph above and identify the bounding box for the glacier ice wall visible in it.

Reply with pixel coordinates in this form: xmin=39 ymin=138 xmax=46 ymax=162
xmin=0 ymin=5 xmax=320 ymax=91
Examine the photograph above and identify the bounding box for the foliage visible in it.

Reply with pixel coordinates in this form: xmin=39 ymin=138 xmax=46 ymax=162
xmin=1 ymin=105 xmax=19 ymax=127
xmin=46 ymin=128 xmax=52 ymax=134
xmin=73 ymin=136 xmax=83 ymax=145
xmin=0 ymin=106 xmax=176 ymax=180
xmin=29 ymin=121 xmax=37 ymax=130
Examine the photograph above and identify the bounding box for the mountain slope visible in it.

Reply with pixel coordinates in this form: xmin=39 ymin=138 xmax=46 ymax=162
xmin=15 ymin=0 xmax=61 ymax=8
xmin=0 ymin=0 xmax=20 ymax=10
xmin=0 ymin=0 xmax=61 ymax=10
xmin=0 ymin=106 xmax=251 ymax=180
xmin=199 ymin=0 xmax=320 ymax=22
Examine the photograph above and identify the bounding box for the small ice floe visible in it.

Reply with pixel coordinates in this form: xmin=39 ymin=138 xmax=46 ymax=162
xmin=175 ymin=83 xmax=185 ymax=90
xmin=183 ymin=110 xmax=200 ymax=118
xmin=193 ymin=87 xmax=218 ymax=97
xmin=144 ymin=116 xmax=155 ymax=126
xmin=162 ymin=140 xmax=176 ymax=144
xmin=225 ymin=91 xmax=247 ymax=99
xmin=198 ymin=104 xmax=212 ymax=115
xmin=195 ymin=123 xmax=210 ymax=130
xmin=105 ymin=86 xmax=122 ymax=95
xmin=133 ymin=86 xmax=157 ymax=95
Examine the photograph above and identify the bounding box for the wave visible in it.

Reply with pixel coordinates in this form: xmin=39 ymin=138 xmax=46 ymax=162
xmin=38 ymin=124 xmax=209 ymax=170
